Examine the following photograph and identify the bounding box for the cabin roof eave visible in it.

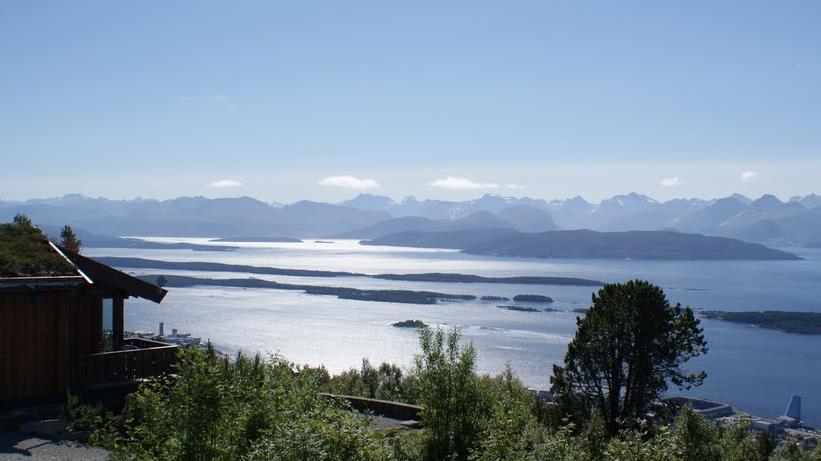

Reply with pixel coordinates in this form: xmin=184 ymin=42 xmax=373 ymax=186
xmin=58 ymin=247 xmax=168 ymax=304
xmin=0 ymin=275 xmax=86 ymax=291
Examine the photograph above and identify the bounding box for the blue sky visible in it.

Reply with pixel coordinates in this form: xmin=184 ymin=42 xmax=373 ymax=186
xmin=1 ymin=1 xmax=819 ymax=203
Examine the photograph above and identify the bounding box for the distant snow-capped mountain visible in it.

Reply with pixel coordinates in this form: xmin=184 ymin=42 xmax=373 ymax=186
xmin=1 ymin=192 xmax=819 ymax=247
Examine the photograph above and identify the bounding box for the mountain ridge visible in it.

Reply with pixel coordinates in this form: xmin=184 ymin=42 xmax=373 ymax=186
xmin=2 ymin=192 xmax=819 ymax=247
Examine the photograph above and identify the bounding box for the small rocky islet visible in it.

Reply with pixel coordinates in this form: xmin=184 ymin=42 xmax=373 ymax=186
xmin=392 ymin=320 xmax=428 ymax=328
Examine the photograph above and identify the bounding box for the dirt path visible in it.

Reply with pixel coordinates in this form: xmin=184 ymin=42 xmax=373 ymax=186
xmin=0 ymin=432 xmax=109 ymax=460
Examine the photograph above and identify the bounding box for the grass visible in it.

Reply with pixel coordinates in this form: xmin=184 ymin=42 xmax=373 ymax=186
xmin=0 ymin=218 xmax=75 ymax=277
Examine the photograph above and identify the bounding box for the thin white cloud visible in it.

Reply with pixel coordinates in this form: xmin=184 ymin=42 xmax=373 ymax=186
xmin=740 ymin=170 xmax=758 ymax=182
xmin=660 ymin=176 xmax=683 ymax=187
xmin=504 ymin=184 xmax=526 ymax=190
xmin=209 ymin=179 xmax=243 ymax=188
xmin=318 ymin=175 xmax=380 ymax=190
xmin=429 ymin=176 xmax=500 ymax=190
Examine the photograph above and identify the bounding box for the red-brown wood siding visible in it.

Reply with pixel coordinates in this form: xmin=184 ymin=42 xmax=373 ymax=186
xmin=0 ymin=290 xmax=72 ymax=401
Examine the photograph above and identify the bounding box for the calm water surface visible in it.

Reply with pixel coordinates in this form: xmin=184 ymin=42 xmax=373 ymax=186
xmin=86 ymin=239 xmax=821 ymax=425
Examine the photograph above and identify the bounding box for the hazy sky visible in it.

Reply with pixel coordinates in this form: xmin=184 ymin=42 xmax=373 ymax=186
xmin=1 ymin=1 xmax=820 ymax=203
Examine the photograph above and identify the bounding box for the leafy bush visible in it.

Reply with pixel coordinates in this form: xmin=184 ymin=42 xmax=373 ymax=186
xmin=102 ymin=345 xmax=386 ymax=461
xmin=84 ymin=331 xmax=821 ymax=461
xmin=324 ymin=359 xmax=412 ymax=403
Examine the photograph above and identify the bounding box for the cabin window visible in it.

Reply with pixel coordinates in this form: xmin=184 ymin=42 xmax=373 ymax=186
xmin=102 ymin=298 xmax=115 ymax=351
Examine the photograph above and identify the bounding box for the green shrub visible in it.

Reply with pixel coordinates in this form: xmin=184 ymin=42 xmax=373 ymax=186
xmin=104 ymin=345 xmax=384 ymax=461
xmin=85 ymin=333 xmax=820 ymax=461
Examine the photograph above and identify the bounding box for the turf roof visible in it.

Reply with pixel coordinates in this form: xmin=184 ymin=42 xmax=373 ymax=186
xmin=0 ymin=219 xmax=76 ymax=278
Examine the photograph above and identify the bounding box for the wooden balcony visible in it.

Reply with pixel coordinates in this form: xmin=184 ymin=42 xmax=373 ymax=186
xmin=76 ymin=338 xmax=178 ymax=389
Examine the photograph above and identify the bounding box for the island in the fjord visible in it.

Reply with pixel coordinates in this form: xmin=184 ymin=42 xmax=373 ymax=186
xmin=700 ymin=310 xmax=821 ymax=335
xmin=392 ymin=320 xmax=428 ymax=328
xmin=375 ymin=273 xmax=602 ymax=286
xmin=481 ymin=295 xmax=510 ymax=301
xmin=209 ymin=236 xmax=302 ymax=243
xmin=142 ymin=274 xmax=477 ymax=305
xmin=362 ymin=229 xmax=802 ymax=261
xmin=513 ymin=294 xmax=554 ymax=303
xmin=496 ymin=305 xmax=556 ymax=312
xmin=98 ymin=257 xmax=604 ymax=286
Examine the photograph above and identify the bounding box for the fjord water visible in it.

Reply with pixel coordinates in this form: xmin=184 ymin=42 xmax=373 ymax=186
xmin=86 ymin=239 xmax=821 ymax=426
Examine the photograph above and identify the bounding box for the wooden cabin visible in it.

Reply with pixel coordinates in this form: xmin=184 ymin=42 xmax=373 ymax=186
xmin=0 ymin=227 xmax=177 ymax=402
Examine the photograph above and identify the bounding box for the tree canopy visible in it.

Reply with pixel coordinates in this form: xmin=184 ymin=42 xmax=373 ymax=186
xmin=550 ymin=279 xmax=708 ymax=434
xmin=60 ymin=224 xmax=82 ymax=253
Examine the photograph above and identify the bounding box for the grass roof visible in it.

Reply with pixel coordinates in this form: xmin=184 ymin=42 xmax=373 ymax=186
xmin=0 ymin=218 xmax=76 ymax=277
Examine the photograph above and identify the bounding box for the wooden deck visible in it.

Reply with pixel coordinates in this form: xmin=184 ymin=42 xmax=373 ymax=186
xmin=76 ymin=338 xmax=178 ymax=389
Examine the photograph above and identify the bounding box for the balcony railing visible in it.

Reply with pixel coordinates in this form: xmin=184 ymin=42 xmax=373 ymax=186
xmin=77 ymin=338 xmax=178 ymax=388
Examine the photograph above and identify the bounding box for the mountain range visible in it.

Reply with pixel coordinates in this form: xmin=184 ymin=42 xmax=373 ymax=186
xmin=1 ymin=192 xmax=819 ymax=248
xmin=344 ymin=192 xmax=821 ymax=248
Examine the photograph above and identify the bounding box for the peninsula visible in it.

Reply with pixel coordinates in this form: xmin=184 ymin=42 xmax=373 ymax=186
xmin=363 ymin=229 xmax=801 ymax=261
xmin=209 ymin=236 xmax=302 ymax=243
xmin=700 ymin=310 xmax=821 ymax=335
xmin=97 ymin=257 xmax=604 ymax=286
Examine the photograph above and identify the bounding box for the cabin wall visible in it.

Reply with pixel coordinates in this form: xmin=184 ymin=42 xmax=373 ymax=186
xmin=0 ymin=290 xmax=72 ymax=401
xmin=70 ymin=295 xmax=101 ymax=357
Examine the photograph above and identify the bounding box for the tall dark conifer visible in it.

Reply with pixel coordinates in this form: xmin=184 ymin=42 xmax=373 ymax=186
xmin=60 ymin=225 xmax=82 ymax=253
xmin=550 ymin=279 xmax=707 ymax=434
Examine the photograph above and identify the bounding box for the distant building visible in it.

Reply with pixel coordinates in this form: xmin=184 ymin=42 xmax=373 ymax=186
xmin=751 ymin=418 xmax=782 ymax=434
xmin=667 ymin=396 xmax=734 ymax=419
xmin=785 ymin=396 xmax=801 ymax=420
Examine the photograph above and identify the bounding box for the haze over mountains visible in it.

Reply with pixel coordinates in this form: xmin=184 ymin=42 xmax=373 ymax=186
xmin=1 ymin=192 xmax=819 ymax=249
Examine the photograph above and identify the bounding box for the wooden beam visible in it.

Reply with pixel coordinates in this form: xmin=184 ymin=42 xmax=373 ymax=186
xmin=113 ymin=297 xmax=124 ymax=351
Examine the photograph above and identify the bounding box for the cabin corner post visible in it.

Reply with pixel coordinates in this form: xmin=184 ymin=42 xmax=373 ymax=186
xmin=113 ymin=296 xmax=125 ymax=351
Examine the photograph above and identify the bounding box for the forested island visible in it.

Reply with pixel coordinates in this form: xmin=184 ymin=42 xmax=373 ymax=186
xmin=98 ymin=257 xmax=604 ymax=286
xmin=480 ymin=295 xmax=509 ymax=301
xmin=363 ymin=229 xmax=802 ymax=260
xmin=497 ymin=305 xmax=550 ymax=312
xmin=143 ymin=274 xmax=477 ymax=305
xmin=392 ymin=319 xmax=428 ymax=328
xmin=101 ymin=257 xmax=365 ymax=277
xmin=700 ymin=310 xmax=821 ymax=335
xmin=513 ymin=294 xmax=554 ymax=303
xmin=374 ymin=272 xmax=602 ymax=286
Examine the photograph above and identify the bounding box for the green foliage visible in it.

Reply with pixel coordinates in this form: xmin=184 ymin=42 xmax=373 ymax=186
xmin=672 ymin=405 xmax=721 ymax=461
xmin=325 ymin=359 xmax=412 ymax=403
xmin=756 ymin=431 xmax=777 ymax=460
xmin=83 ymin=324 xmax=818 ymax=461
xmin=102 ymin=345 xmax=386 ymax=461
xmin=13 ymin=213 xmax=32 ymax=226
xmin=0 ymin=215 xmax=75 ymax=277
xmin=469 ymin=366 xmax=548 ymax=461
xmin=551 ymin=280 xmax=708 ymax=434
xmin=770 ymin=441 xmax=813 ymax=461
xmin=60 ymin=224 xmax=82 ymax=253
xmin=414 ymin=328 xmax=481 ymax=461
xmin=65 ymin=392 xmax=109 ymax=432
xmin=717 ymin=421 xmax=762 ymax=461
xmin=603 ymin=426 xmax=679 ymax=461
